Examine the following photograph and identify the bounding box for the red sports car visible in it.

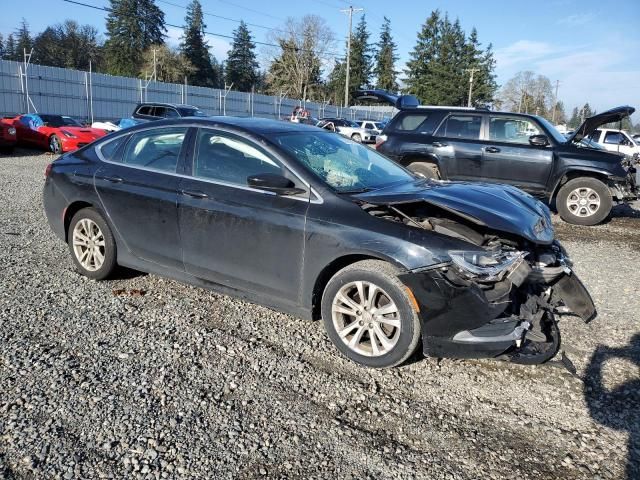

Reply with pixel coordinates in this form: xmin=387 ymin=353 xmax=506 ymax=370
xmin=11 ymin=114 xmax=107 ymax=153
xmin=0 ymin=118 xmax=17 ymax=153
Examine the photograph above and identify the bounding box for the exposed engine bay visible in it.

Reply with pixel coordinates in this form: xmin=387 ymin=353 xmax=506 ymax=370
xmin=362 ymin=201 xmax=597 ymax=363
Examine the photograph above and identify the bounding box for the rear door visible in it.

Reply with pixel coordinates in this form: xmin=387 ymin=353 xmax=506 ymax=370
xmin=432 ymin=113 xmax=484 ymax=180
xmin=94 ymin=126 xmax=190 ymax=269
xmin=177 ymin=128 xmax=309 ymax=303
xmin=481 ymin=115 xmax=553 ymax=194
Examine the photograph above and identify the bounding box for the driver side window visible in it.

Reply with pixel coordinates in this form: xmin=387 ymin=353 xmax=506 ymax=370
xmin=489 ymin=117 xmax=541 ymax=144
xmin=193 ymin=129 xmax=283 ymax=185
xmin=122 ymin=127 xmax=187 ymax=172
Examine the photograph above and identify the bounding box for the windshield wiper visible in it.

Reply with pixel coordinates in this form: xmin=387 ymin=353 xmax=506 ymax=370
xmin=338 ymin=187 xmax=374 ymax=194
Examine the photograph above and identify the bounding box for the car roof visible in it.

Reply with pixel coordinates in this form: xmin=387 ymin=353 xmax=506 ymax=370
xmin=124 ymin=116 xmax=323 ymax=135
xmin=400 ymin=108 xmax=539 ymax=119
xmin=136 ymin=102 xmax=200 ymax=109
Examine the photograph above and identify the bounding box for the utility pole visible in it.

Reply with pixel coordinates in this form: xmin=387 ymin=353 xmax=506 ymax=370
xmin=465 ymin=68 xmax=479 ymax=107
xmin=551 ymin=79 xmax=560 ymax=123
xmin=340 ymin=5 xmax=364 ymax=108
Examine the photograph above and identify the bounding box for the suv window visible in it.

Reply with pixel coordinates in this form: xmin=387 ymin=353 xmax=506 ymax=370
xmin=194 ymin=129 xmax=283 ymax=185
xmin=603 ymin=131 xmax=625 ymax=145
xmin=588 ymin=130 xmax=602 ymax=143
xmin=164 ymin=108 xmax=180 ymax=118
xmin=136 ymin=106 xmax=153 ymax=116
xmin=489 ymin=117 xmax=541 ymax=144
xmin=122 ymin=127 xmax=187 ymax=172
xmin=152 ymin=106 xmax=165 ymax=118
xmin=395 ymin=113 xmax=429 ymax=132
xmin=437 ymin=114 xmax=482 ymax=140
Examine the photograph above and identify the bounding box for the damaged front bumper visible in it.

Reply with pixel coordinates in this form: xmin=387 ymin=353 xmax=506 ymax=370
xmin=399 ymin=244 xmax=596 ymax=363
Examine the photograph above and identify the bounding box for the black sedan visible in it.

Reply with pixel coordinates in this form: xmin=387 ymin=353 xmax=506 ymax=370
xmin=43 ymin=117 xmax=596 ymax=368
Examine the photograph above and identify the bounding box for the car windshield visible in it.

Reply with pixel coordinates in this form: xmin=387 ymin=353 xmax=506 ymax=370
xmin=178 ymin=107 xmax=208 ymax=117
xmin=576 ymin=137 xmax=605 ymax=150
xmin=373 ymin=123 xmax=383 ymax=129
xmin=535 ymin=116 xmax=569 ymax=144
xmin=40 ymin=115 xmax=83 ymax=127
xmin=273 ymin=132 xmax=415 ymax=193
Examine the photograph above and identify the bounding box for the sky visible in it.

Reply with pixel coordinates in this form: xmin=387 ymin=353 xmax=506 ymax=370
xmin=2 ymin=0 xmax=639 ymax=121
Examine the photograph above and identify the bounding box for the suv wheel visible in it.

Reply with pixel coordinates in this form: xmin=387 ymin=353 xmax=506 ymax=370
xmin=556 ymin=177 xmax=612 ymax=226
xmin=352 ymin=133 xmax=362 ymax=143
xmin=68 ymin=208 xmax=117 ymax=280
xmin=321 ymin=260 xmax=421 ymax=368
xmin=407 ymin=162 xmax=440 ymax=179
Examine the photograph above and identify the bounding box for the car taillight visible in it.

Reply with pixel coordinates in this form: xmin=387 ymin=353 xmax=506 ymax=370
xmin=375 ymin=134 xmax=387 ymax=150
xmin=45 ymin=163 xmax=53 ymax=178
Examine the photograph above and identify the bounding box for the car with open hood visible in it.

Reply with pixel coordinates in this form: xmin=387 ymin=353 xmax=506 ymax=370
xmin=356 ymin=90 xmax=638 ymax=226
xmin=43 ymin=117 xmax=596 ymax=368
xmin=10 ymin=114 xmax=107 ymax=153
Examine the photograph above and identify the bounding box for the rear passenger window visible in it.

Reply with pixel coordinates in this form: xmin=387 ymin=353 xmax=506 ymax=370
xmin=98 ymin=135 xmax=127 ymax=162
xmin=395 ymin=114 xmax=429 ymax=131
xmin=437 ymin=115 xmax=482 ymax=140
xmin=152 ymin=106 xmax=165 ymax=118
xmin=122 ymin=127 xmax=187 ymax=173
xmin=137 ymin=106 xmax=152 ymax=116
xmin=194 ymin=129 xmax=282 ymax=185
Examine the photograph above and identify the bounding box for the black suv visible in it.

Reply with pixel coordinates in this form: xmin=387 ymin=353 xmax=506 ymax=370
xmin=356 ymin=90 xmax=637 ymax=226
xmin=132 ymin=103 xmax=208 ymax=121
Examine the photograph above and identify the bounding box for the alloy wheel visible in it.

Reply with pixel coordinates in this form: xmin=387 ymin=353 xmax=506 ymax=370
xmin=566 ymin=187 xmax=601 ymax=218
xmin=331 ymin=281 xmax=401 ymax=357
xmin=50 ymin=136 xmax=61 ymax=153
xmin=72 ymin=218 xmax=106 ymax=271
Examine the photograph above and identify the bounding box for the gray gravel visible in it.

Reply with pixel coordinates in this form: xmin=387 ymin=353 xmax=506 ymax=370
xmin=1 ymin=148 xmax=639 ymax=479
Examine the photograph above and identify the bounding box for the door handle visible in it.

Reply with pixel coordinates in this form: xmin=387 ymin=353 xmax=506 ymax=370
xmin=180 ymin=189 xmax=209 ymax=199
xmin=432 ymin=141 xmax=448 ymax=148
xmin=104 ymin=175 xmax=123 ymax=183
xmin=484 ymin=146 xmax=501 ymax=153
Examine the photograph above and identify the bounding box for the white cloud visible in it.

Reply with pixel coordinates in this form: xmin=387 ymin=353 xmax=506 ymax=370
xmin=558 ymin=13 xmax=596 ymax=26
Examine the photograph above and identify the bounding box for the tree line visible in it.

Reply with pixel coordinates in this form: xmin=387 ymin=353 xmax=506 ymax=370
xmin=0 ymin=2 xmax=501 ymax=108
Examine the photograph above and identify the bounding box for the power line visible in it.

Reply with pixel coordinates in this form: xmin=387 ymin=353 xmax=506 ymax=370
xmin=216 ymin=0 xmax=284 ymax=22
xmin=61 ymin=0 xmax=341 ymax=58
xmin=156 ymin=0 xmax=287 ymax=34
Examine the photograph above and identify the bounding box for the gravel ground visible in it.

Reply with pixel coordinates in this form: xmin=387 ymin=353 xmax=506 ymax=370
xmin=1 ymin=148 xmax=639 ymax=479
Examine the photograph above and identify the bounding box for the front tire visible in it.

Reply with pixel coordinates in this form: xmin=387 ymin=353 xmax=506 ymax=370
xmin=68 ymin=208 xmax=117 ymax=280
xmin=321 ymin=260 xmax=421 ymax=368
xmin=49 ymin=135 xmax=63 ymax=154
xmin=407 ymin=162 xmax=440 ymax=179
xmin=352 ymin=133 xmax=362 ymax=143
xmin=556 ymin=177 xmax=612 ymax=226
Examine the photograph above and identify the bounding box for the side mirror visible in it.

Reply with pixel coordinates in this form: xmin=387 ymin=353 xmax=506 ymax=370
xmin=529 ymin=134 xmax=549 ymax=147
xmin=247 ymin=173 xmax=306 ymax=196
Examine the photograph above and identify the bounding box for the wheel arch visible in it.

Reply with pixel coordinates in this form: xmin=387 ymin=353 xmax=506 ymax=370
xmin=402 ymin=154 xmax=441 ymax=170
xmin=549 ymin=168 xmax=611 ymax=204
xmin=310 ymin=253 xmax=405 ymax=320
xmin=63 ymin=201 xmax=95 ymax=241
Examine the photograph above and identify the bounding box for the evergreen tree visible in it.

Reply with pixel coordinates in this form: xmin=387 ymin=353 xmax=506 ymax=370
xmin=552 ymin=100 xmax=567 ymax=124
xmin=568 ymin=107 xmax=580 ymax=129
xmin=0 ymin=34 xmax=4 ymax=59
xmin=140 ymin=44 xmax=194 ymax=82
xmin=104 ymin=0 xmax=166 ymax=76
xmin=405 ymin=11 xmax=497 ymax=106
xmin=349 ymin=15 xmax=373 ymax=93
xmin=4 ymin=34 xmax=16 ymax=61
xmin=373 ymin=17 xmax=398 ymax=92
xmin=33 ymin=21 xmax=102 ymax=70
xmin=212 ymin=58 xmax=224 ymax=89
xmin=225 ymin=21 xmax=259 ymax=92
xmin=404 ymin=10 xmax=441 ymax=103
xmin=326 ymin=59 xmax=346 ymax=105
xmin=14 ymin=19 xmax=34 ymax=60
xmin=181 ymin=0 xmax=217 ymax=87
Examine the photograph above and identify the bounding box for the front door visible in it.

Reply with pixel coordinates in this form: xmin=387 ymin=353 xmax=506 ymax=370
xmin=432 ymin=113 xmax=484 ymax=180
xmin=178 ymin=128 xmax=309 ymax=303
xmin=94 ymin=126 xmax=189 ymax=270
xmin=480 ymin=116 xmax=553 ymax=195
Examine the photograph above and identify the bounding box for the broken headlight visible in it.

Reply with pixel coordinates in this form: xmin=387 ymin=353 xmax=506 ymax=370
xmin=448 ymin=250 xmax=527 ymax=282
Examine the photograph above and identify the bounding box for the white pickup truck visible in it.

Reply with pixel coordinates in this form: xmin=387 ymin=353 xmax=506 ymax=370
xmin=588 ymin=128 xmax=640 ymax=157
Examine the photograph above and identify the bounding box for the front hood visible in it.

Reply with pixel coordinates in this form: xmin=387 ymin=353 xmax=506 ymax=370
xmin=60 ymin=127 xmax=104 ymax=138
xmin=566 ymin=106 xmax=635 ymax=142
xmin=353 ymin=180 xmax=554 ymax=244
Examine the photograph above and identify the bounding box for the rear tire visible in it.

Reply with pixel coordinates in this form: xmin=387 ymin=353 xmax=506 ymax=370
xmin=321 ymin=260 xmax=421 ymax=368
xmin=556 ymin=177 xmax=611 ymax=226
xmin=407 ymin=162 xmax=440 ymax=179
xmin=67 ymin=208 xmax=117 ymax=280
